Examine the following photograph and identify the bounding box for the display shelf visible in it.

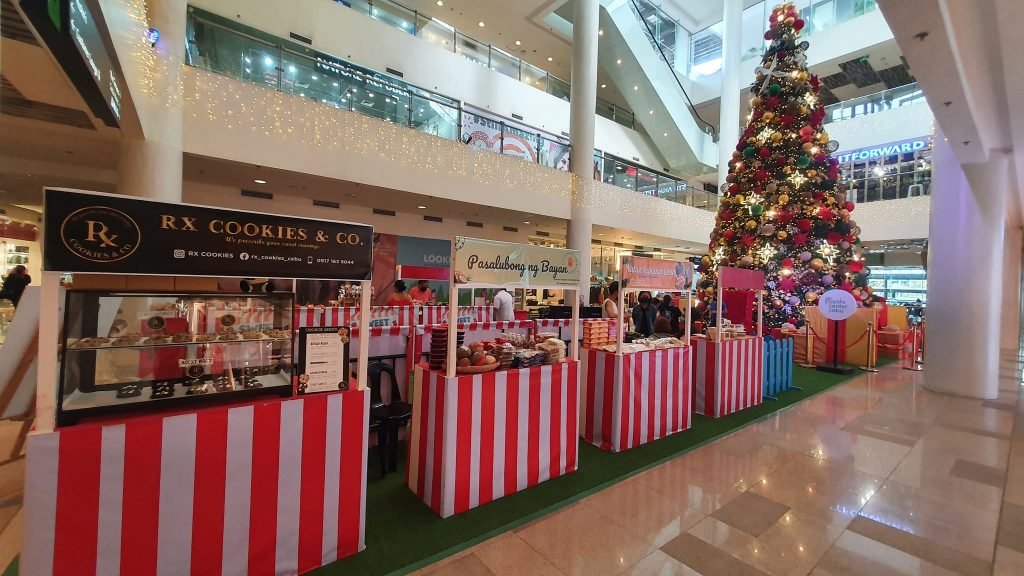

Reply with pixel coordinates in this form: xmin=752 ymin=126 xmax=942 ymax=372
xmin=64 ymin=334 xmax=290 ymax=351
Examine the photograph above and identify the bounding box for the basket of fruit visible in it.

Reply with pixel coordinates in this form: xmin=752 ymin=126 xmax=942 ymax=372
xmin=455 ymin=342 xmax=500 ymax=374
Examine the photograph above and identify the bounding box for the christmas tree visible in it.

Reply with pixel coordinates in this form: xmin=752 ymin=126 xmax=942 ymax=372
xmin=697 ymin=2 xmax=868 ymax=329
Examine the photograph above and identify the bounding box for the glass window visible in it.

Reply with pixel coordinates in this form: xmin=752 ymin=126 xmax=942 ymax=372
xmin=419 ymin=18 xmax=454 ymax=51
xmin=490 ymin=47 xmax=520 ymax=80
xmin=368 ymin=1 xmax=416 ymax=35
xmin=455 ymin=32 xmax=488 ymax=67
xmin=520 ymin=61 xmax=548 ymax=92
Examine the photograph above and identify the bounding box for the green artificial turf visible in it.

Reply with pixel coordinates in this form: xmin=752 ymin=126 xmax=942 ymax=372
xmin=313 ymin=363 xmax=876 ymax=576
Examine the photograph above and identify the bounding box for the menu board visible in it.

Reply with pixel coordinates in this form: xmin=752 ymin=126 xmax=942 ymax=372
xmin=297 ymin=327 xmax=350 ymax=394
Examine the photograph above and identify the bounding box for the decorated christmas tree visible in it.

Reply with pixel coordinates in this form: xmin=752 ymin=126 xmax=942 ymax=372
xmin=697 ymin=2 xmax=868 ymax=329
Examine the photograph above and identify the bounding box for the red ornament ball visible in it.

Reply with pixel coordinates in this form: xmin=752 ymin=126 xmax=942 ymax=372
xmin=782 ymin=257 xmax=795 ymax=268
xmin=796 ymin=219 xmax=812 ymax=232
xmin=818 ymin=207 xmax=834 ymax=220
xmin=849 ymin=260 xmax=865 ymax=273
xmin=728 ymin=183 xmax=740 ymax=195
xmin=793 ymin=19 xmax=805 ymax=30
xmin=720 ymin=209 xmax=735 ymax=221
xmin=793 ymin=233 xmax=810 ymax=246
xmin=755 ymin=169 xmax=770 ymax=182
xmin=723 ymin=229 xmax=737 ymax=240
xmin=845 ymin=201 xmax=855 ymax=212
xmin=826 ymin=232 xmax=842 ymax=245
xmin=759 ymin=147 xmax=771 ymax=158
xmin=741 ymin=234 xmax=757 ymax=248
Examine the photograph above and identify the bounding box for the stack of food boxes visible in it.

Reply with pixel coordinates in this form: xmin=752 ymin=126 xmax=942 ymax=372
xmin=582 ymin=319 xmax=616 ymax=349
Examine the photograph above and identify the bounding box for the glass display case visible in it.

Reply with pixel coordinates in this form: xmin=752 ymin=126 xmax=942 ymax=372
xmin=57 ymin=291 xmax=294 ymax=425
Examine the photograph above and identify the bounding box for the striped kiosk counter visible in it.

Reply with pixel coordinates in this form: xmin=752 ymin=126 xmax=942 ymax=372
xmin=580 ymin=347 xmax=692 ymax=452
xmin=406 ymin=361 xmax=579 ymax=518
xmin=691 ymin=336 xmax=764 ymax=418
xmin=22 ymin=390 xmax=370 ymax=576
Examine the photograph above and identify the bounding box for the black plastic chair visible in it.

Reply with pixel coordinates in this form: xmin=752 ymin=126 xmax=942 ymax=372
xmin=368 ymin=362 xmax=412 ymax=474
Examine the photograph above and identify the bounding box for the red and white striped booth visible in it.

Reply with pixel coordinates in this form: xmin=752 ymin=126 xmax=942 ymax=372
xmin=419 ymin=306 xmax=494 ymax=325
xmin=691 ymin=336 xmax=764 ymax=417
xmin=407 ymin=362 xmax=579 ymax=518
xmin=294 ymin=306 xmax=418 ymax=329
xmin=411 ymin=321 xmax=537 ymax=366
xmin=580 ymin=347 xmax=692 ymax=452
xmin=534 ymin=318 xmax=584 ymax=341
xmin=22 ymin=390 xmax=369 ymax=576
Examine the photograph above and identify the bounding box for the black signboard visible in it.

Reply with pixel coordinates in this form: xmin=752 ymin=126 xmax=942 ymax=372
xmin=296 ymin=326 xmax=351 ymax=394
xmin=43 ymin=188 xmax=374 ymax=280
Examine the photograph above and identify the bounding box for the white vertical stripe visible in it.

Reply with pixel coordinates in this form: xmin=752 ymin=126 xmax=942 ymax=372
xmin=492 ymin=371 xmax=507 ymax=500
xmin=157 ymin=414 xmax=198 ymax=576
xmin=424 ymin=374 xmax=437 ymax=508
xmin=559 ymin=363 xmax=568 ymax=475
xmin=639 ymin=353 xmax=649 ymax=444
xmin=321 ymin=394 xmax=343 ymax=565
xmin=96 ymin=425 xmax=126 ymax=576
xmin=469 ymin=377 xmax=483 ymax=508
xmin=667 ymin=350 xmax=675 ymax=434
xmin=275 ymin=400 xmax=304 ymax=575
xmin=223 ymin=405 xmax=254 ymax=576
xmin=538 ymin=366 xmax=552 ymax=483
xmin=442 ymin=379 xmax=458 ymax=517
xmin=22 ymin=433 xmax=59 ymax=576
xmin=516 ymin=375 xmax=529 ymax=491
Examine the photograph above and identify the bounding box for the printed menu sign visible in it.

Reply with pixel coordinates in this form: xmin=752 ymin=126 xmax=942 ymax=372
xmin=43 ymin=188 xmax=373 ymax=280
xmin=452 ymin=236 xmax=581 ymax=288
xmin=620 ymin=256 xmax=695 ymax=291
xmin=297 ymin=326 xmax=350 ymax=394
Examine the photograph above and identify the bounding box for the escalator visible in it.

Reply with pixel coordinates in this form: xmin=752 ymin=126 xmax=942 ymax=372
xmin=596 ymin=0 xmax=718 ymax=175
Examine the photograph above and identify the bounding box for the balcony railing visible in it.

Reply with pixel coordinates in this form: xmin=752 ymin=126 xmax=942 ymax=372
xmin=823 ymin=82 xmax=925 ymax=124
xmin=185 ymin=8 xmax=714 ymax=212
xmin=336 ymin=0 xmax=636 ymax=129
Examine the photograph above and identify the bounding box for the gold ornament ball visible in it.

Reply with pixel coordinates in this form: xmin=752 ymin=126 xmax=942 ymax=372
xmin=807 ymin=169 xmax=817 ymax=177
xmin=801 ymin=142 xmax=814 ymax=152
xmin=732 ymin=150 xmax=742 ymax=160
xmin=771 ymin=132 xmax=782 ymax=142
xmin=772 ymin=298 xmax=784 ymax=309
xmin=752 ymin=96 xmax=763 ymax=107
xmin=819 ymin=132 xmax=830 ymax=143
xmin=776 ymin=230 xmax=789 ymax=240
xmin=747 ymin=137 xmax=756 ymax=144
xmin=778 ymin=193 xmax=790 ymax=204
xmin=746 ymin=219 xmax=758 ymax=230
xmin=766 ymin=182 xmax=778 ymax=193
xmin=805 ymin=292 xmax=818 ymax=302
xmin=797 ymin=71 xmax=808 ymax=82
xmin=701 ymin=255 xmax=711 ymax=266
xmin=809 ymin=258 xmax=825 ymax=270
xmin=762 ymin=111 xmax=775 ymax=121
xmin=799 ymin=105 xmax=809 ymax=115
xmin=735 ymin=194 xmax=745 ymax=204
xmin=783 ymin=166 xmax=792 ymax=174
xmin=739 ymin=255 xmax=754 ymax=267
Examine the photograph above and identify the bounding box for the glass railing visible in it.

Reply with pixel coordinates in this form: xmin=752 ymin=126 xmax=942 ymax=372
xmin=823 ymin=82 xmax=925 ymax=124
xmin=687 ymin=0 xmax=879 ymax=79
xmin=185 ymin=8 xmax=714 ymax=211
xmin=337 ymin=0 xmax=635 ymax=129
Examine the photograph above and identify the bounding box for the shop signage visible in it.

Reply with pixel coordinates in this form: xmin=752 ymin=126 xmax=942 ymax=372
xmin=297 ymin=326 xmax=350 ymax=394
xmin=834 ymin=137 xmax=929 ymax=164
xmin=620 ymin=256 xmax=694 ymax=291
xmin=43 ymin=188 xmax=374 ymax=280
xmin=452 ymin=236 xmax=581 ymax=288
xmin=718 ymin=266 xmax=765 ymax=291
xmin=68 ymin=0 xmax=122 ymax=124
xmin=818 ymin=289 xmax=858 ymax=321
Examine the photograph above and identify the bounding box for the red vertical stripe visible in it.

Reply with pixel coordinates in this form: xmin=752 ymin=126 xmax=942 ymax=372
xmin=416 ymin=369 xmax=431 ymax=499
xmin=191 ymin=410 xmax=229 ymax=576
xmin=718 ymin=343 xmax=728 ymax=418
xmin=430 ymin=375 xmax=445 ymax=515
xmin=548 ymin=364 xmax=562 ymax=479
xmin=504 ymin=369 xmax=520 ymax=497
xmin=602 ymin=353 xmax=615 ymax=451
xmin=526 ymin=366 xmax=542 ymax=487
xmin=585 ymin=351 xmax=597 ymax=444
xmin=297 ymin=396 xmax=329 ymax=573
xmin=566 ymin=361 xmax=579 ymax=471
xmin=454 ymin=377 xmax=474 ymax=515
xmin=631 ymin=354 xmax=641 ymax=449
xmin=617 ymin=355 xmax=630 ymax=451
xmin=120 ymin=418 xmax=164 ymax=576
xmin=248 ymin=402 xmax=282 ymax=576
xmin=478 ymin=371 xmax=497 ymax=506
xmin=661 ymin=350 xmax=669 ymax=437
xmin=338 ymin=391 xmax=367 ymax=557
xmin=53 ymin=427 xmax=102 ymax=576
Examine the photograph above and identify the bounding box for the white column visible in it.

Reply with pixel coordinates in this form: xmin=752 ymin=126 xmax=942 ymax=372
xmin=924 ymin=131 xmax=1006 ymax=399
xmin=717 ymin=0 xmax=743 ymax=186
xmin=1000 ymin=223 xmax=1022 ymax=351
xmin=115 ymin=0 xmax=185 ymax=202
xmin=567 ymin=0 xmax=599 ymax=302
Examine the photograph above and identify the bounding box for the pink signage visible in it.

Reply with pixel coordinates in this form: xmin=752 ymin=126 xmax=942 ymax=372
xmin=718 ymin=266 xmax=765 ymax=291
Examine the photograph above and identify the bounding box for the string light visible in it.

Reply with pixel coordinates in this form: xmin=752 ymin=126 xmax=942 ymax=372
xmin=756 ymin=127 xmax=777 ymax=145
xmin=745 ymin=192 xmax=765 ymax=214
xmin=818 ymin=241 xmax=837 ymax=266
xmin=802 ymin=92 xmax=818 ymax=107
xmin=756 ymin=243 xmax=777 ymax=263
xmin=789 ymin=172 xmax=808 ymax=188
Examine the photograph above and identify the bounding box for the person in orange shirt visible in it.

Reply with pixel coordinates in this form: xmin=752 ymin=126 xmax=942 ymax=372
xmin=408 ymin=279 xmax=434 ymax=303
xmin=387 ymin=280 xmax=414 ymax=306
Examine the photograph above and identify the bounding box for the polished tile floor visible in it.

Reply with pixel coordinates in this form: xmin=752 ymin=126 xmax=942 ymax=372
xmin=416 ymin=352 xmax=1024 ymax=576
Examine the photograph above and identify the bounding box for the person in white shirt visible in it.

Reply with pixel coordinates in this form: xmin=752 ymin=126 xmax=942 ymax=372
xmin=493 ymin=288 xmax=515 ymax=321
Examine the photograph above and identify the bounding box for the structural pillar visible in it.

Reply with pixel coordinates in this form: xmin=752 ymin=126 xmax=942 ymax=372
xmin=924 ymin=130 xmax=1007 ymax=399
xmin=567 ymin=0 xmax=599 ymax=302
xmin=1000 ymin=223 xmax=1022 ymax=352
xmin=717 ymin=0 xmax=743 ymax=186
xmin=115 ymin=0 xmax=186 ymax=202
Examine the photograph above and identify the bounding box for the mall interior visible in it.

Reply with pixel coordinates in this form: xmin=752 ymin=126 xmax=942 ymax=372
xmin=0 ymin=0 xmax=1022 ymax=575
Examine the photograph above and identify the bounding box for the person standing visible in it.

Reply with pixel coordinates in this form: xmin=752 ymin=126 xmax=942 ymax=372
xmin=603 ymin=281 xmax=620 ymax=320
xmin=659 ymin=294 xmax=683 ymax=335
xmin=386 ymin=280 xmax=413 ymax=306
xmin=0 ymin=265 xmax=30 ymax=307
xmin=408 ymin=280 xmax=434 ymax=304
xmin=493 ymin=288 xmax=514 ymax=321
xmin=632 ymin=294 xmax=657 ymax=337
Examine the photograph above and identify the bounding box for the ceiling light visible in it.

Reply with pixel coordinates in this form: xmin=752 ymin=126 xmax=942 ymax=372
xmin=312 ymin=74 xmax=318 ymax=80
xmin=601 ymin=83 xmax=607 ymax=88
xmin=244 ymin=56 xmax=251 ymax=64
xmin=599 ymin=29 xmax=604 ymax=35
xmin=254 ymin=179 xmax=267 ymax=184
xmin=417 ymin=205 xmax=427 ymax=209
xmin=333 ymin=82 xmax=339 ymax=87
xmin=617 ymin=59 xmax=622 ymax=65
xmin=523 ymin=221 xmax=531 ymax=224
xmin=288 ymin=65 xmax=296 ymax=73
xmin=663 ymin=132 xmax=668 ymax=136
xmin=264 ymin=56 xmax=274 ymax=66
xmin=478 ymin=21 xmax=485 ymax=27
xmin=436 ymin=0 xmax=443 ymax=5
xmin=633 ymin=85 xmax=639 ymax=90
xmin=515 ymin=40 xmax=522 ymax=46
xmin=547 ymin=57 xmax=553 ymax=62
xmin=649 ymin=109 xmax=654 ymax=114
